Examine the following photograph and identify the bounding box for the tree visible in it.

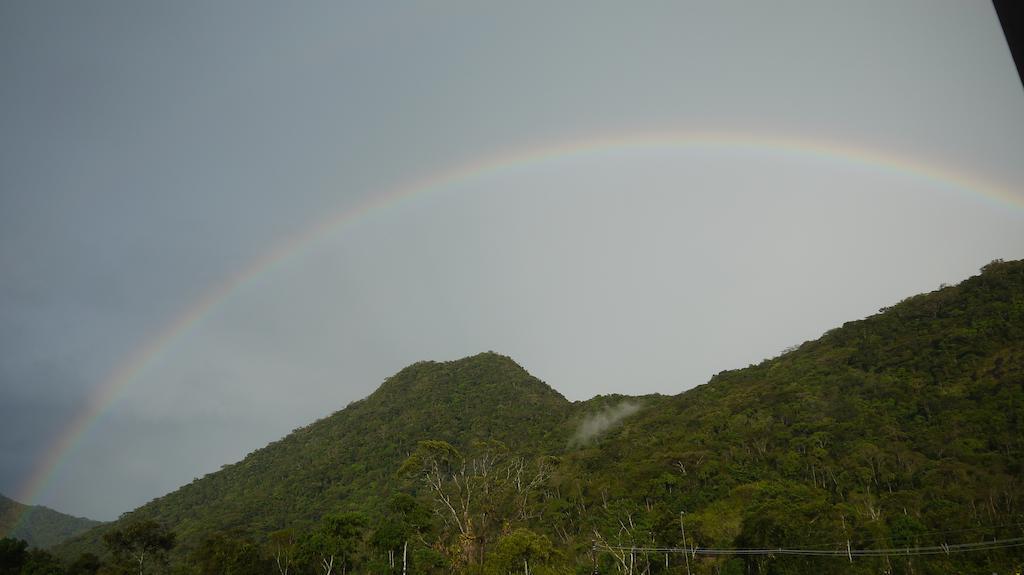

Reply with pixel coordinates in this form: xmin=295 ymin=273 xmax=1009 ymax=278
xmin=484 ymin=529 xmax=561 ymax=575
xmin=0 ymin=538 xmax=28 ymax=575
xmin=188 ymin=533 xmax=269 ymax=575
xmin=410 ymin=548 xmax=447 ymax=575
xmin=269 ymin=530 xmax=298 ymax=575
xmin=102 ymin=520 xmax=175 ymax=575
xmin=400 ymin=441 xmax=468 ymax=536
xmin=21 ymin=549 xmax=63 ymax=575
xmin=400 ymin=440 xmax=516 ymax=568
xmin=301 ymin=513 xmax=368 ymax=575
xmin=369 ymin=493 xmax=435 ymax=575
xmin=372 ymin=518 xmax=408 ymax=573
xmin=505 ymin=456 xmax=557 ymax=521
xmin=67 ymin=553 xmax=102 ymax=575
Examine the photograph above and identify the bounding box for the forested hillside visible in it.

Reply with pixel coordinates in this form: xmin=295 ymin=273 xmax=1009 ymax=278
xmin=44 ymin=260 xmax=1023 ymax=575
xmin=53 ymin=352 xmax=585 ymax=558
xmin=0 ymin=494 xmax=101 ymax=548
xmin=555 ymin=258 xmax=1024 ymax=574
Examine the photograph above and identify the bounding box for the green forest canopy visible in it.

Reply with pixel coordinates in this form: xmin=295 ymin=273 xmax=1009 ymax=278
xmin=24 ymin=259 xmax=1024 ymax=575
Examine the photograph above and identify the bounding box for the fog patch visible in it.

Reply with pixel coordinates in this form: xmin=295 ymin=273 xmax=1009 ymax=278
xmin=570 ymin=401 xmax=643 ymax=446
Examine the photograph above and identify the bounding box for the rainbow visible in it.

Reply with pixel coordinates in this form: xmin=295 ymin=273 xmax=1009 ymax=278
xmin=6 ymin=129 xmax=1021 ymax=532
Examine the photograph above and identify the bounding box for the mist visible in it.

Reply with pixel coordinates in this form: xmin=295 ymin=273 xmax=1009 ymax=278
xmin=571 ymin=401 xmax=644 ymax=446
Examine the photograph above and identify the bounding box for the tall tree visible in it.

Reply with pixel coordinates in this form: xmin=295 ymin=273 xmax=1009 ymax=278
xmin=269 ymin=530 xmax=298 ymax=575
xmin=102 ymin=520 xmax=175 ymax=575
xmin=301 ymin=513 xmax=368 ymax=575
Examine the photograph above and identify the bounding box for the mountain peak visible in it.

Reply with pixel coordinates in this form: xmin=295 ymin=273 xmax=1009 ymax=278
xmin=370 ymin=351 xmax=566 ymax=406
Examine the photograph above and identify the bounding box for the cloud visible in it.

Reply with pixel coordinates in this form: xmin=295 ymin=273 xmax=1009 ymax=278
xmin=570 ymin=401 xmax=643 ymax=446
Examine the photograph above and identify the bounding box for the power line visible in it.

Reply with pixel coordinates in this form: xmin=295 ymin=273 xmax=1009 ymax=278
xmin=597 ymin=536 xmax=1024 ymax=558
xmin=805 ymin=521 xmax=1024 ymax=550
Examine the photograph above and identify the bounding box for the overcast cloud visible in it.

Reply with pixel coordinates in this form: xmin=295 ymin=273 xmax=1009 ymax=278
xmin=1 ymin=1 xmax=1023 ymax=521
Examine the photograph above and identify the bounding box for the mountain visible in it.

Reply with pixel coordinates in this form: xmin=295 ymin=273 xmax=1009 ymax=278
xmin=54 ymin=259 xmax=1024 ymax=574
xmin=561 ymin=259 xmax=1024 ymax=572
xmin=0 ymin=494 xmax=102 ymax=549
xmin=56 ymin=352 xmax=582 ymax=555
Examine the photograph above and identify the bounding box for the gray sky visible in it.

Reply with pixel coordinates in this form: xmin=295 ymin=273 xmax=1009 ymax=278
xmin=2 ymin=1 xmax=1023 ymax=521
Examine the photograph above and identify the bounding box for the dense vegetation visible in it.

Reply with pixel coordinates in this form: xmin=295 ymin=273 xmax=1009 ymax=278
xmin=26 ymin=260 xmax=1024 ymax=574
xmin=0 ymin=494 xmax=101 ymax=549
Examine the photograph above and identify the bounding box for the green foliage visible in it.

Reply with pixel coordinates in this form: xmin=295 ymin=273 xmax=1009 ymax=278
xmin=183 ymin=533 xmax=269 ymax=575
xmin=102 ymin=520 xmax=175 ymax=575
xmin=52 ymin=261 xmax=1024 ymax=574
xmin=58 ymin=352 xmax=571 ymax=562
xmin=557 ymin=259 xmax=1024 ymax=574
xmin=299 ymin=513 xmax=368 ymax=575
xmin=410 ymin=547 xmax=447 ymax=575
xmin=267 ymin=530 xmax=298 ymax=575
xmin=20 ymin=549 xmax=62 ymax=575
xmin=66 ymin=554 xmax=101 ymax=575
xmin=734 ymin=483 xmax=846 ymax=574
xmin=0 ymin=495 xmax=102 ymax=549
xmin=0 ymin=538 xmax=28 ymax=575
xmin=484 ymin=529 xmax=565 ymax=575
xmin=0 ymin=542 xmax=64 ymax=575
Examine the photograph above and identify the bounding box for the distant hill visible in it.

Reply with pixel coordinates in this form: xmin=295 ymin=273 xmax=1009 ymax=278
xmin=56 ymin=260 xmax=1024 ymax=574
xmin=58 ymin=351 xmax=583 ymax=553
xmin=0 ymin=494 xmax=102 ymax=549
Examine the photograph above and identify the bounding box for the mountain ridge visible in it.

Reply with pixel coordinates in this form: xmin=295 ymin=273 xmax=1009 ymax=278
xmin=0 ymin=493 xmax=102 ymax=549
xmin=51 ymin=259 xmax=1024 ymax=574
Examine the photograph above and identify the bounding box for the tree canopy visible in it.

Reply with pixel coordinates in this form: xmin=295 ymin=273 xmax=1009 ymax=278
xmin=45 ymin=260 xmax=1024 ymax=574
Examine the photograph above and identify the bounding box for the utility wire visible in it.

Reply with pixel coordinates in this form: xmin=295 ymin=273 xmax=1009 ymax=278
xmin=799 ymin=521 xmax=1024 ymax=550
xmin=598 ymin=536 xmax=1024 ymax=557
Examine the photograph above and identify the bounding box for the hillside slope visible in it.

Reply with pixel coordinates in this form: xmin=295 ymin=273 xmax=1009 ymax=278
xmin=57 ymin=352 xmax=578 ymax=555
xmin=56 ymin=260 xmax=1024 ymax=574
xmin=0 ymin=494 xmax=102 ymax=549
xmin=558 ymin=259 xmax=1023 ymax=573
